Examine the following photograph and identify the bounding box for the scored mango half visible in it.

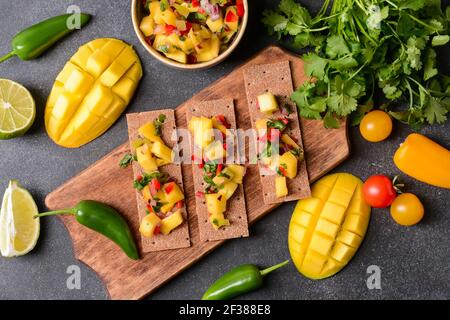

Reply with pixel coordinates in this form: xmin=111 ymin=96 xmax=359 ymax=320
xmin=288 ymin=173 xmax=371 ymax=280
xmin=45 ymin=38 xmax=143 ymax=148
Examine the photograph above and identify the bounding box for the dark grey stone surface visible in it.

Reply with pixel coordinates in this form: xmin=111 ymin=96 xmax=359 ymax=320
xmin=0 ymin=0 xmax=449 ymax=300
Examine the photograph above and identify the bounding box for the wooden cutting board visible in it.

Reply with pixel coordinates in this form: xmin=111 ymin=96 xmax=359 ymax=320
xmin=45 ymin=46 xmax=350 ymax=300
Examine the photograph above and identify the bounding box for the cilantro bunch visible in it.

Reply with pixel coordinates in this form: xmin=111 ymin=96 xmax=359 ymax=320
xmin=263 ymin=0 xmax=450 ymax=128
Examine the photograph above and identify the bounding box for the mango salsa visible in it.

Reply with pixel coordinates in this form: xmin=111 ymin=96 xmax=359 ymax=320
xmin=288 ymin=173 xmax=371 ymax=279
xmin=139 ymin=0 xmax=244 ymax=64
xmin=45 ymin=38 xmax=142 ymax=148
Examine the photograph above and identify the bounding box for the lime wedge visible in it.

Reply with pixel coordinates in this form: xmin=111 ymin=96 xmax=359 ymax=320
xmin=0 ymin=79 xmax=36 ymax=140
xmin=0 ymin=180 xmax=40 ymax=257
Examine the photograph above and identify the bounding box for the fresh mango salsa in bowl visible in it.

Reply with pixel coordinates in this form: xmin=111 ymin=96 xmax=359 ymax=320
xmin=132 ymin=0 xmax=248 ymax=69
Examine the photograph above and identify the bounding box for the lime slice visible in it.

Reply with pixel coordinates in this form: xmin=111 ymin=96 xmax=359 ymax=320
xmin=0 ymin=79 xmax=36 ymax=140
xmin=0 ymin=180 xmax=40 ymax=257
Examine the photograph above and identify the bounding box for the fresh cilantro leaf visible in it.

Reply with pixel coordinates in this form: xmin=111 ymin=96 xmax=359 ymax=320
xmin=303 ymin=52 xmax=328 ymax=78
xmin=323 ymin=111 xmax=340 ymax=129
xmin=261 ymin=11 xmax=288 ymax=35
xmin=325 ymin=35 xmax=350 ymax=59
xmin=432 ymin=35 xmax=449 ymax=46
xmin=424 ymin=48 xmax=438 ymax=81
xmin=423 ymin=96 xmax=447 ymax=124
xmin=406 ymin=36 xmax=427 ymax=71
xmin=398 ymin=0 xmax=426 ymax=11
xmin=329 ymin=56 xmax=359 ymax=71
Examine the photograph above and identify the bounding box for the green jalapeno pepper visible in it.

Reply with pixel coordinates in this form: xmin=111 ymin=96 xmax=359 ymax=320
xmin=35 ymin=200 xmax=139 ymax=260
xmin=202 ymin=260 xmax=289 ymax=300
xmin=0 ymin=13 xmax=91 ymax=64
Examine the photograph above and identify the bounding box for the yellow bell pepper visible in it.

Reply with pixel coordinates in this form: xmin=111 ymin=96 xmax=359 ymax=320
xmin=288 ymin=173 xmax=371 ymax=280
xmin=45 ymin=38 xmax=142 ymax=148
xmin=394 ymin=133 xmax=450 ymax=189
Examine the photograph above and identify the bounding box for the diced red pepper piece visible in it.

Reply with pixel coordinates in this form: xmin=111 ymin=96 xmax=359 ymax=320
xmin=268 ymin=128 xmax=281 ymax=142
xmin=137 ymin=175 xmax=143 ymax=182
xmin=222 ymin=143 xmax=227 ymax=151
xmin=216 ymin=163 xmax=223 ymax=175
xmin=146 ymin=204 xmax=153 ymax=212
xmin=198 ymin=162 xmax=205 ymax=169
xmin=165 ymin=182 xmax=175 ymax=194
xmin=236 ymin=0 xmax=245 ymax=17
xmin=198 ymin=7 xmax=205 ymax=14
xmin=279 ymin=117 xmax=290 ymax=125
xmin=180 ymin=22 xmax=193 ymax=36
xmin=278 ymin=166 xmax=288 ymax=177
xmin=215 ymin=115 xmax=231 ymax=129
xmin=192 ymin=0 xmax=200 ymax=7
xmin=176 ymin=200 xmax=184 ymax=209
xmin=195 ymin=191 xmax=205 ymax=198
xmin=225 ymin=10 xmax=238 ymax=23
xmin=152 ymin=178 xmax=161 ymax=191
xmin=154 ymin=225 xmax=161 ymax=235
xmin=165 ymin=24 xmax=177 ymax=35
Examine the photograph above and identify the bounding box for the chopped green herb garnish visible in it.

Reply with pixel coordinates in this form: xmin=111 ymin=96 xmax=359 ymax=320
xmin=160 ymin=0 xmax=169 ymax=11
xmin=267 ymin=119 xmax=288 ymax=131
xmin=153 ymin=114 xmax=167 ymax=136
xmin=119 ymin=153 xmax=134 ymax=168
xmin=158 ymin=45 xmax=169 ymax=54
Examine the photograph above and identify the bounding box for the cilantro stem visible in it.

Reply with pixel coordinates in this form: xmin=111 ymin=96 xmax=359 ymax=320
xmin=406 ymin=13 xmax=438 ymax=31
xmin=384 ymin=0 xmax=398 ymax=9
xmin=353 ymin=15 xmax=378 ymax=46
xmin=405 ymin=79 xmax=414 ymax=110
xmin=407 ymin=76 xmax=431 ymax=97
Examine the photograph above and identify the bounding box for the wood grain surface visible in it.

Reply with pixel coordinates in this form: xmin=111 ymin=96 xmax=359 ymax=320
xmin=45 ymin=46 xmax=350 ymax=300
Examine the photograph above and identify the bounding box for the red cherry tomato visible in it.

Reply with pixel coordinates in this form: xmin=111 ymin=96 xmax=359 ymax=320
xmin=362 ymin=175 xmax=397 ymax=208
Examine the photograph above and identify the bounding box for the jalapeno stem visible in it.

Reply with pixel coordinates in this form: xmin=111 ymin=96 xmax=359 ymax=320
xmin=260 ymin=260 xmax=290 ymax=276
xmin=34 ymin=208 xmax=76 ymax=219
xmin=0 ymin=51 xmax=15 ymax=64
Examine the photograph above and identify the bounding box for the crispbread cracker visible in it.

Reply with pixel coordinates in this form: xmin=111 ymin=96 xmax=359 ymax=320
xmin=186 ymin=99 xmax=249 ymax=242
xmin=127 ymin=110 xmax=190 ymax=252
xmin=243 ymin=61 xmax=311 ymax=204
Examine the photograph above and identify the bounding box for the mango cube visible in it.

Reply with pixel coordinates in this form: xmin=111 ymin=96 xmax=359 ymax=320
xmin=138 ymin=122 xmax=164 ymax=144
xmin=209 ymin=212 xmax=230 ymax=230
xmin=212 ymin=167 xmax=234 ymax=186
xmin=204 ymin=140 xmax=227 ymax=161
xmin=276 ymin=176 xmax=288 ymax=198
xmin=205 ymin=193 xmax=227 ymax=216
xmin=151 ymin=141 xmax=174 ymax=163
xmin=279 ymin=151 xmax=298 ymax=179
xmin=196 ymin=35 xmax=220 ymax=62
xmin=227 ymin=165 xmax=246 ymax=184
xmin=139 ymin=213 xmax=161 ymax=238
xmin=206 ymin=14 xmax=224 ymax=33
xmin=257 ymin=93 xmax=279 ymax=114
xmin=140 ymin=15 xmax=155 ymax=36
xmin=219 ymin=182 xmax=238 ymax=200
xmin=136 ymin=144 xmax=158 ymax=173
xmin=164 ymin=182 xmax=185 ymax=204
xmin=161 ymin=210 xmax=184 ymax=235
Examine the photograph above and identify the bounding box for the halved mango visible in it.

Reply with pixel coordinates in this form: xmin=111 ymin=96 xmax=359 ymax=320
xmin=45 ymin=38 xmax=142 ymax=148
xmin=288 ymin=173 xmax=371 ymax=280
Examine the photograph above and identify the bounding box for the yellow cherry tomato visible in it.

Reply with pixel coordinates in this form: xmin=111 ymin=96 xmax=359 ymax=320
xmin=359 ymin=110 xmax=393 ymax=142
xmin=390 ymin=193 xmax=424 ymax=226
